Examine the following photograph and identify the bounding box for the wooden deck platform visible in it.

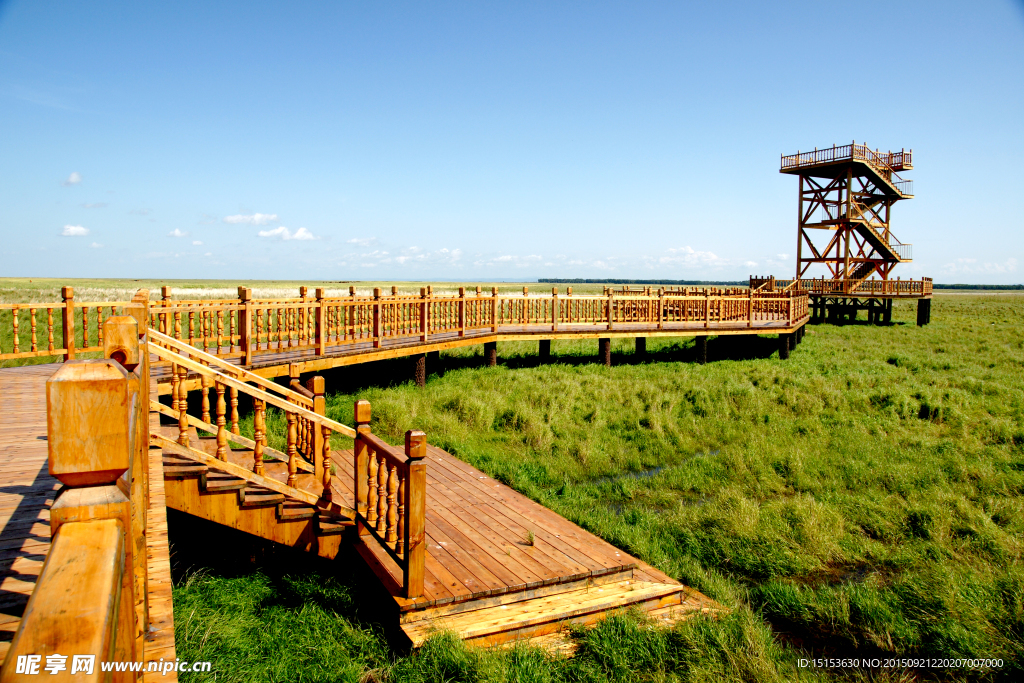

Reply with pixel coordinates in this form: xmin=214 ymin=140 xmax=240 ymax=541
xmin=0 ymin=364 xmax=177 ymax=678
xmin=158 ymin=420 xmax=721 ymax=647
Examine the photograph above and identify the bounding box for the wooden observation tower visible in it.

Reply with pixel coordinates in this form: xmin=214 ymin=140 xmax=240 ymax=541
xmin=783 ymin=141 xmax=914 ymax=284
xmin=752 ymin=142 xmax=932 ymax=325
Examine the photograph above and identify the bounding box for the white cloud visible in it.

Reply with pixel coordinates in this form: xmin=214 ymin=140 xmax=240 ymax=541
xmin=61 ymin=224 xmax=89 ymax=236
xmin=204 ymin=252 xmax=212 ymax=257
xmin=224 ymin=213 xmax=278 ymax=225
xmin=62 ymin=172 xmax=82 ymax=186
xmin=941 ymin=257 xmax=1017 ymax=275
xmin=347 ymin=237 xmax=377 ymax=247
xmin=90 ymin=242 xmax=103 ymax=248
xmin=258 ymin=226 xmax=316 ymax=241
xmin=192 ymin=240 xmax=203 ymax=245
xmin=744 ymin=261 xmax=759 ymax=268
xmin=168 ymin=228 xmax=189 ymax=238
xmin=777 ymin=253 xmax=789 ymax=260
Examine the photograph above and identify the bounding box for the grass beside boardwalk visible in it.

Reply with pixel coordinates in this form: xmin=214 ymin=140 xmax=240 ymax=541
xmin=168 ymin=293 xmax=1024 ymax=682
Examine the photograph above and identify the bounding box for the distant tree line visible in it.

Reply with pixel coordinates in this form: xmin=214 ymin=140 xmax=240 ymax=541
xmin=538 ymin=279 xmax=1022 ymax=290
xmin=539 ymin=278 xmax=747 ymax=286
xmin=933 ymin=284 xmax=1024 ymax=290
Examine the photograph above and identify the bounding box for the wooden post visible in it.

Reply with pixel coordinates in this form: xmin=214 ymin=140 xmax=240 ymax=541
xmin=354 ymin=400 xmax=371 ymax=537
xmin=373 ymin=288 xmax=382 ymax=348
xmin=458 ymin=287 xmax=466 ymax=337
xmin=43 ymin=359 xmax=139 ymax=662
xmin=61 ymin=286 xmax=76 ymax=361
xmin=657 ymin=288 xmax=664 ymax=330
xmin=315 ymin=288 xmax=327 ymax=356
xmin=413 ymin=353 xmax=426 ymax=388
xmin=239 ymin=287 xmax=253 ymax=365
xmin=491 ymin=287 xmax=498 ymax=332
xmin=551 ymin=287 xmax=558 ymax=331
xmin=917 ymin=298 xmax=931 ymax=326
xmin=599 ymin=338 xmax=611 ymax=367
xmin=307 ymin=376 xmax=326 ymax=482
xmin=420 ymin=287 xmax=428 ymax=342
xmin=102 ymin=314 xmax=149 ymax=638
xmin=606 ymin=290 xmax=614 ymax=331
xmin=403 ymin=429 xmax=427 ymax=599
xmin=484 ymin=341 xmax=497 ymax=367
xmin=779 ymin=333 xmax=791 ymax=360
xmin=696 ymin=335 xmax=708 ymax=364
xmin=539 ymin=339 xmax=551 ymax=363
xmin=635 ymin=337 xmax=646 ymax=358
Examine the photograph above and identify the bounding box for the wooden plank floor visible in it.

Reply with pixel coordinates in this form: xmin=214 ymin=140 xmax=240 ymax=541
xmin=328 ymin=446 xmax=664 ymax=614
xmin=0 ymin=364 xmax=176 ymax=675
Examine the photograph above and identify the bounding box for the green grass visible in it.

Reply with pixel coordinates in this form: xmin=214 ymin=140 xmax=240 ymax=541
xmin=4 ymin=279 xmax=1020 ymax=680
xmin=168 ymin=292 xmax=1024 ymax=681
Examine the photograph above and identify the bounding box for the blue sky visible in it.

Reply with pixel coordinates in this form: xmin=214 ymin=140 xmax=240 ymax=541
xmin=1 ymin=1 xmax=1022 ymax=283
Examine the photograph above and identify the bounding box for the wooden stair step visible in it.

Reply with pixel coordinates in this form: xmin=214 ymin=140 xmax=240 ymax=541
xmin=402 ymin=580 xmax=684 ymax=647
xmin=238 ymin=485 xmax=285 ymax=508
xmin=277 ymin=500 xmax=316 ymax=521
xmin=204 ymin=470 xmax=247 ymax=492
xmin=315 ymin=512 xmax=353 ymax=536
xmin=161 ymin=453 xmax=207 ymax=479
xmin=399 ymin=568 xmax=634 ymax=625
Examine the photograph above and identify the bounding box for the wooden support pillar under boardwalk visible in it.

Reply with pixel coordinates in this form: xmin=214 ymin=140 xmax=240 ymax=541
xmin=413 ymin=353 xmax=426 ymax=387
xmin=917 ymin=298 xmax=931 ymax=326
xmin=539 ymin=339 xmax=551 ymax=362
xmin=484 ymin=341 xmax=497 ymax=367
xmin=695 ymin=336 xmax=708 ymax=364
xmin=778 ymin=333 xmax=791 ymax=360
xmin=635 ymin=337 xmax=646 ymax=358
xmin=599 ymin=338 xmax=611 ymax=367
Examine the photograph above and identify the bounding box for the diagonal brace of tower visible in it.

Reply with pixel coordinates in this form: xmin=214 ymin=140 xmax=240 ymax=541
xmin=781 ymin=141 xmax=914 ymax=285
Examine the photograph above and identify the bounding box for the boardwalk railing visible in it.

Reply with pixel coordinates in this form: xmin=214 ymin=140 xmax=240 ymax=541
xmin=0 ymin=286 xmax=134 ymax=363
xmin=3 ymin=285 xmax=810 ymax=366
xmin=781 ymin=142 xmax=913 ymax=196
xmin=353 ymin=400 xmax=427 ymax=598
xmin=147 ymin=331 xmax=428 ymax=597
xmin=1 ymin=308 xmax=151 ymax=680
xmin=751 ymin=276 xmax=933 ymax=297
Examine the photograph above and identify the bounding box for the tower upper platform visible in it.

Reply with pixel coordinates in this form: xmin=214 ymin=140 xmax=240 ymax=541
xmin=781 ymin=142 xmax=913 ymax=198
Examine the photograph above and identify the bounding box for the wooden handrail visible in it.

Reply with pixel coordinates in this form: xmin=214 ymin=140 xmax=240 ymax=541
xmin=149 ymin=328 xmax=313 ymax=408
xmin=353 ymin=398 xmax=426 ymax=599
xmin=148 ymin=342 xmax=356 ymax=438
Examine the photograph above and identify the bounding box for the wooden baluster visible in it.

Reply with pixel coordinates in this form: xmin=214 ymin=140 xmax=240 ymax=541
xmin=174 ymin=310 xmax=181 ymax=341
xmin=47 ymin=307 xmax=54 ymax=353
xmin=396 ymin=473 xmax=406 ymax=555
xmin=376 ymin=457 xmax=388 ymax=535
xmin=366 ymin=449 xmax=378 ymax=527
xmin=11 ymin=306 xmax=19 ymax=354
xmin=201 ymin=373 xmax=212 ymax=424
xmin=170 ymin=362 xmax=180 ymax=412
xmin=81 ymin=305 xmax=88 ymax=348
xmin=215 ymin=381 xmax=227 ymax=460
xmin=386 ymin=464 xmax=399 ymax=543
xmin=27 ymin=307 xmax=37 ymax=352
xmin=229 ymin=307 xmax=236 ymax=352
xmin=177 ymin=365 xmax=189 ymax=447
xmin=187 ymin=310 xmax=194 ymax=346
xmin=216 ymin=309 xmax=223 ymax=352
xmin=96 ymin=306 xmax=104 ymax=347
xmin=321 ymin=425 xmax=332 ymax=502
xmin=230 ymin=386 xmax=239 ymax=435
xmin=256 ymin=308 xmax=264 ymax=350
xmin=253 ymin=398 xmax=265 ymax=476
xmin=286 ymin=411 xmax=298 ymax=486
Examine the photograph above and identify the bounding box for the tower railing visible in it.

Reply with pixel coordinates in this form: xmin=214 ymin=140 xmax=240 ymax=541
xmin=781 ymin=143 xmax=913 ymax=195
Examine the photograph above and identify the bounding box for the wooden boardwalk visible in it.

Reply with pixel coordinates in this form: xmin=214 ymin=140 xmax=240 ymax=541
xmin=0 ymin=364 xmax=177 ymax=678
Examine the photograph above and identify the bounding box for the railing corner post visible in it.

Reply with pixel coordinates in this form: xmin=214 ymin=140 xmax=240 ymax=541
xmin=403 ymin=429 xmax=427 ymax=599
xmin=373 ymin=288 xmax=382 ymax=348
xmin=238 ymin=287 xmax=253 ymax=365
xmin=308 ymin=376 xmax=326 ymax=481
xmin=458 ymin=287 xmax=466 ymax=337
xmin=315 ymin=287 xmax=327 ymax=356
xmin=354 ymin=400 xmax=371 ymax=533
xmin=60 ymin=286 xmax=75 ymax=361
